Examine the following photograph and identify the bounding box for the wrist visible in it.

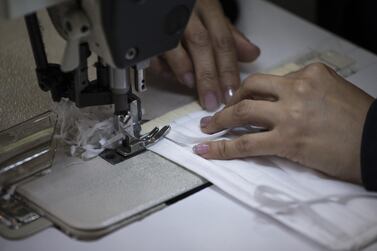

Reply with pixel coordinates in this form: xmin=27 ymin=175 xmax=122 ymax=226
xmin=360 ymin=99 xmax=377 ymax=190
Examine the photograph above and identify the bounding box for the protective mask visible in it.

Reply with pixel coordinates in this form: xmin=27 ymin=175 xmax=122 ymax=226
xmin=149 ymin=110 xmax=377 ymax=251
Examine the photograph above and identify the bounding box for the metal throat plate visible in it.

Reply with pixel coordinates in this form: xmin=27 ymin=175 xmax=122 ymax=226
xmin=15 ymin=149 xmax=207 ymax=240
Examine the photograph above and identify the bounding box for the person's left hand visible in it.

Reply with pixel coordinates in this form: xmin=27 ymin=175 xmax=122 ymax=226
xmin=193 ymin=63 xmax=374 ymax=183
xmin=150 ymin=0 xmax=260 ymax=111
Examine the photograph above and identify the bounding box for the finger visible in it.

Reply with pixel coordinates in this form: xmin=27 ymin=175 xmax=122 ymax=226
xmin=201 ymin=100 xmax=278 ymax=134
xmin=228 ymin=21 xmax=260 ymax=62
xmin=285 ymin=71 xmax=301 ymax=79
xmin=150 ymin=57 xmax=167 ymax=74
xmin=193 ymin=131 xmax=278 ymax=159
xmin=227 ymin=74 xmax=289 ymax=106
xmin=150 ymin=57 xmax=175 ymax=80
xmin=301 ymin=62 xmax=338 ymax=77
xmin=163 ymin=42 xmax=195 ymax=88
xmin=197 ymin=2 xmax=240 ymax=103
xmin=285 ymin=63 xmax=336 ymax=79
xmin=183 ymin=12 xmax=221 ymax=111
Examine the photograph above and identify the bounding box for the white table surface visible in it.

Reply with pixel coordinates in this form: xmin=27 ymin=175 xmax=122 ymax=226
xmin=2 ymin=0 xmax=377 ymax=250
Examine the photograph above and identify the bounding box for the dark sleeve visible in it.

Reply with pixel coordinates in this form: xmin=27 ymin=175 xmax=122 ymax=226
xmin=361 ymin=99 xmax=377 ymax=191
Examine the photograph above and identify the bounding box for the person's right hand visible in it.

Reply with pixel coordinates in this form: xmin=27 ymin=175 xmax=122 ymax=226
xmin=151 ymin=0 xmax=260 ymax=111
xmin=194 ymin=63 xmax=374 ymax=183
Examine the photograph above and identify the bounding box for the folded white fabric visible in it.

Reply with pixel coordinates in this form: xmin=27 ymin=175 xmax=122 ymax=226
xmin=149 ymin=110 xmax=377 ymax=251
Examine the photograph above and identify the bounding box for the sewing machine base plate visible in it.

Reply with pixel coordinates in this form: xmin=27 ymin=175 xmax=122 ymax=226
xmin=0 ymin=150 xmax=207 ymax=240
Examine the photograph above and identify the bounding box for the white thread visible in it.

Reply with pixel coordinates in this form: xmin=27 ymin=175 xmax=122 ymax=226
xmin=53 ymin=99 xmax=122 ymax=160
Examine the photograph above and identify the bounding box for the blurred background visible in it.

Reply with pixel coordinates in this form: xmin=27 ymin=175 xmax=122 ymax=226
xmin=221 ymin=0 xmax=377 ymax=55
xmin=268 ymin=0 xmax=377 ymax=54
xmin=267 ymin=0 xmax=317 ymax=22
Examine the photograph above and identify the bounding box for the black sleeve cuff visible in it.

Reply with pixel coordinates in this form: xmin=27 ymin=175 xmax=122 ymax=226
xmin=361 ymin=99 xmax=377 ymax=191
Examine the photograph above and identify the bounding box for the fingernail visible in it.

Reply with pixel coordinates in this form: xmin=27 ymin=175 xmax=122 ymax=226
xmin=204 ymin=92 xmax=219 ymax=111
xmin=182 ymin=72 xmax=195 ymax=88
xmin=193 ymin=144 xmax=209 ymax=155
xmin=200 ymin=116 xmax=212 ymax=128
xmin=224 ymin=88 xmax=234 ymax=104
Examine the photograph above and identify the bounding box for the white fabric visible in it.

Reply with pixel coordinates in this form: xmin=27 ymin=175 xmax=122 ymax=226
xmin=149 ymin=110 xmax=377 ymax=251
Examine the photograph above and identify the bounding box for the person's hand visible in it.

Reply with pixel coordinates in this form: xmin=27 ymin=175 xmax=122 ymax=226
xmin=193 ymin=63 xmax=374 ymax=183
xmin=150 ymin=0 xmax=260 ymax=111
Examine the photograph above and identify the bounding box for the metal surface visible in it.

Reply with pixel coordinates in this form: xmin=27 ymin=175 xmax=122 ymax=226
xmin=0 ymin=215 xmax=51 ymax=240
xmin=3 ymin=0 xmax=377 ymax=250
xmin=99 ymin=149 xmax=128 ymax=165
xmin=0 ymin=112 xmax=56 ymax=187
xmin=0 ymin=9 xmax=200 ymax=240
xmin=21 ymin=0 xmax=195 ymax=155
xmin=134 ymin=60 xmax=150 ymax=93
xmin=17 ymin=150 xmax=206 ymax=240
xmin=109 ymin=68 xmax=130 ymax=94
xmin=115 ymin=125 xmax=170 ymax=160
xmin=0 ymin=10 xmax=196 ymax=129
xmin=0 ymin=197 xmax=40 ymax=229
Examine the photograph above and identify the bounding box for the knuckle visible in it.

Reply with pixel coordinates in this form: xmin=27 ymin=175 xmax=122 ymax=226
xmin=186 ymin=29 xmax=210 ymax=48
xmin=287 ymin=103 xmax=305 ymax=122
xmin=215 ymin=140 xmax=229 ymax=159
xmin=197 ymin=70 xmax=217 ymax=84
xmin=304 ymin=63 xmax=328 ymax=76
xmin=293 ymin=78 xmax=313 ymax=95
xmin=220 ymin=66 xmax=239 ymax=80
xmin=234 ymin=100 xmax=251 ymax=120
xmin=236 ymin=137 xmax=253 ymax=154
xmin=213 ymin=36 xmax=234 ymax=53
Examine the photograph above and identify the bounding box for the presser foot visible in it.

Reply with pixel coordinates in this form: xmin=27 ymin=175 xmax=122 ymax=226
xmin=100 ymin=125 xmax=171 ymax=165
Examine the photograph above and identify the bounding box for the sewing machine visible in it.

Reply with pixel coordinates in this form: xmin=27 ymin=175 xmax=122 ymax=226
xmin=4 ymin=1 xmax=377 ymax=250
xmin=0 ymin=0 xmax=210 ymax=241
xmin=3 ymin=0 xmax=197 ymax=155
